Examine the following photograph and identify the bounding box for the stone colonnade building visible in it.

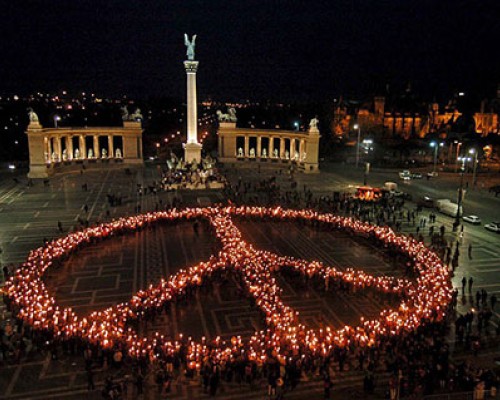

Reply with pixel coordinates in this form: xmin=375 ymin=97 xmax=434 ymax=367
xmin=217 ymin=121 xmax=320 ymax=173
xmin=26 ymin=120 xmax=143 ymax=178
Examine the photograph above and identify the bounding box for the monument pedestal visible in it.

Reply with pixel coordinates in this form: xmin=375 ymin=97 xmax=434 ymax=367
xmin=303 ymin=126 xmax=320 ymax=173
xmin=27 ymin=122 xmax=51 ymax=178
xmin=184 ymin=142 xmax=202 ymax=164
xmin=28 ymin=165 xmax=51 ymax=179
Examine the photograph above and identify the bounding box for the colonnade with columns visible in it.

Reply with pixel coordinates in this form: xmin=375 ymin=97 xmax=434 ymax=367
xmin=235 ymin=135 xmax=307 ymax=161
xmin=44 ymin=133 xmax=121 ymax=163
xmin=217 ymin=122 xmax=320 ymax=173
xmin=27 ymin=121 xmax=143 ymax=178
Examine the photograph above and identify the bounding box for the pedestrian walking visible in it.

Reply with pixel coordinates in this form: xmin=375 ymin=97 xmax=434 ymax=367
xmin=468 ymin=244 xmax=472 ymax=259
xmin=481 ymin=289 xmax=487 ymax=306
xmin=276 ymin=376 xmax=284 ymax=400
xmin=2 ymin=265 xmax=10 ymax=281
xmin=136 ymin=370 xmax=144 ymax=395
xmin=86 ymin=367 xmax=95 ymax=391
xmin=57 ymin=221 xmax=63 ymax=232
xmin=461 ymin=276 xmax=466 ymax=294
xmin=468 ymin=277 xmax=474 ymax=293
xmin=268 ymin=372 xmax=277 ymax=397
xmin=323 ymin=374 xmax=332 ymax=399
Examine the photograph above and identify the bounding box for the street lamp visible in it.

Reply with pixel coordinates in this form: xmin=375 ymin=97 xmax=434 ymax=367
xmin=454 ymin=141 xmax=462 ymax=172
xmin=354 ymin=123 xmax=361 ymax=168
xmin=429 ymin=141 xmax=444 ymax=174
xmin=454 ymin=156 xmax=471 ymax=230
xmin=54 ymin=115 xmax=61 ymax=128
xmin=364 ymin=162 xmax=370 ymax=185
xmin=469 ymin=148 xmax=478 ymax=187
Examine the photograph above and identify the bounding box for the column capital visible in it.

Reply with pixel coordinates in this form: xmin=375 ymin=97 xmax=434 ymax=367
xmin=184 ymin=60 xmax=199 ymax=73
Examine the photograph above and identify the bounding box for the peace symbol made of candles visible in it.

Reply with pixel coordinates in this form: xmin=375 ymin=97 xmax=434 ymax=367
xmin=5 ymin=206 xmax=453 ymax=365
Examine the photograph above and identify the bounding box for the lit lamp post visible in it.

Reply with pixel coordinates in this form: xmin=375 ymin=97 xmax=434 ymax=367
xmin=54 ymin=115 xmax=61 ymax=128
xmin=362 ymin=138 xmax=373 ymax=185
xmin=469 ymin=148 xmax=478 ymax=187
xmin=454 ymin=156 xmax=471 ymax=230
xmin=354 ymin=123 xmax=361 ymax=168
xmin=454 ymin=141 xmax=462 ymax=172
xmin=429 ymin=141 xmax=444 ymax=174
xmin=364 ymin=162 xmax=370 ymax=185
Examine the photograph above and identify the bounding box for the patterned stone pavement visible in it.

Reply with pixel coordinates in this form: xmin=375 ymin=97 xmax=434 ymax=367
xmin=0 ymin=165 xmax=499 ymax=400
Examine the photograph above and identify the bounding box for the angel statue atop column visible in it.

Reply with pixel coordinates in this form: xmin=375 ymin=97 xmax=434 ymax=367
xmin=184 ymin=34 xmax=197 ymax=60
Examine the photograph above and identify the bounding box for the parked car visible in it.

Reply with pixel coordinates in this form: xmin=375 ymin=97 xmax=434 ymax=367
xmin=436 ymin=199 xmax=463 ymax=217
xmin=383 ymin=182 xmax=398 ymax=191
xmin=417 ymin=196 xmax=434 ymax=208
xmin=387 ymin=190 xmax=412 ymax=200
xmin=399 ymin=170 xmax=411 ymax=180
xmin=411 ymin=172 xmax=423 ymax=179
xmin=462 ymin=215 xmax=481 ymax=225
xmin=489 ymin=185 xmax=500 ymax=197
xmin=484 ymin=222 xmax=500 ymax=233
xmin=427 ymin=171 xmax=439 ymax=178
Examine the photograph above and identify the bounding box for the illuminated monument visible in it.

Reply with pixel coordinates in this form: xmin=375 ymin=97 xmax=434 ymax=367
xmin=26 ymin=109 xmax=143 ymax=179
xmin=183 ymin=33 xmax=202 ymax=164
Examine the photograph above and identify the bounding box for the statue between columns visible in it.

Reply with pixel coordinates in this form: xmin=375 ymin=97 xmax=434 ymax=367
xmin=184 ymin=33 xmax=197 ymax=61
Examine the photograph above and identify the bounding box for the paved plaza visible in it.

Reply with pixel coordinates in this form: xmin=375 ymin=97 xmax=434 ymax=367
xmin=0 ymin=163 xmax=499 ymax=399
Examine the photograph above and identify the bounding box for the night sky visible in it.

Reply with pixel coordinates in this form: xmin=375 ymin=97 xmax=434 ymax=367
xmin=1 ymin=0 xmax=498 ymax=101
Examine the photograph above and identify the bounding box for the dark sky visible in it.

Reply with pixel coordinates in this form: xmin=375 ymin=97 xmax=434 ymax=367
xmin=0 ymin=0 xmax=498 ymax=101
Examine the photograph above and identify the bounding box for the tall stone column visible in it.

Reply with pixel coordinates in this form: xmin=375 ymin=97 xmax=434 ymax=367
xmin=108 ymin=135 xmax=114 ymax=157
xmin=79 ymin=135 xmax=86 ymax=159
xmin=93 ymin=136 xmax=99 ymax=158
xmin=257 ymin=136 xmax=262 ymax=157
xmin=244 ymin=136 xmax=249 ymax=157
xmin=290 ymin=138 xmax=296 ymax=159
xmin=299 ymin=139 xmax=305 ymax=161
xmin=183 ymin=60 xmax=202 ymax=163
xmin=218 ymin=136 xmax=223 ymax=157
xmin=280 ymin=138 xmax=285 ymax=159
xmin=269 ymin=137 xmax=274 ymax=157
xmin=67 ymin=136 xmax=73 ymax=160
xmin=55 ymin=137 xmax=62 ymax=161
xmin=47 ymin=137 xmax=53 ymax=162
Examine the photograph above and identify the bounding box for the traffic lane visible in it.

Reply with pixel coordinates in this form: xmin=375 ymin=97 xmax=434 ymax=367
xmin=359 ymin=171 xmax=500 ymax=225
